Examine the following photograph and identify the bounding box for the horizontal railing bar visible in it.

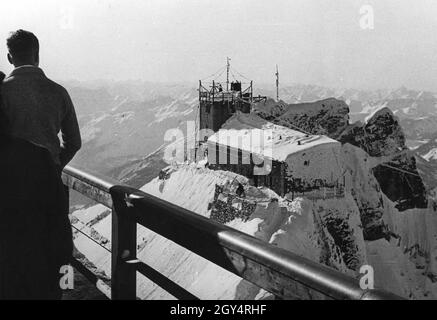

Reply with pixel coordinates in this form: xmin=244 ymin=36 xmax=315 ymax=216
xmin=125 ymin=189 xmax=402 ymax=300
xmin=62 ymin=166 xmax=120 ymax=208
xmin=134 ymin=261 xmax=199 ymax=300
xmin=63 ymin=166 xmax=404 ymax=300
xmin=63 ymin=166 xmax=120 ymax=192
xmin=70 ymin=257 xmax=112 ymax=299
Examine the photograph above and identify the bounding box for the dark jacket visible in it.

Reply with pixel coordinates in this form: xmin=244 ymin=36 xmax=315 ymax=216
xmin=0 ymin=66 xmax=81 ymax=167
xmin=0 ymin=72 xmax=5 ymax=134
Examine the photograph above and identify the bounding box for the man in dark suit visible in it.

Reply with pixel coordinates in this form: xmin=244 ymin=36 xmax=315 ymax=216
xmin=0 ymin=29 xmax=81 ymax=299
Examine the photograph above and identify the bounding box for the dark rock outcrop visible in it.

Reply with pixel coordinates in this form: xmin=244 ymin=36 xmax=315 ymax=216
xmin=339 ymin=108 xmax=427 ymax=211
xmin=209 ymin=185 xmax=256 ymax=224
xmin=372 ymin=155 xmax=427 ymax=211
xmin=355 ymin=197 xmax=391 ymax=241
xmin=338 ymin=107 xmax=406 ymax=156
xmin=322 ymin=210 xmax=360 ymax=270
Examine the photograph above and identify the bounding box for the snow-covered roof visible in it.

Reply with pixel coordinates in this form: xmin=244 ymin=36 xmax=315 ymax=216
xmin=208 ymin=112 xmax=340 ymax=161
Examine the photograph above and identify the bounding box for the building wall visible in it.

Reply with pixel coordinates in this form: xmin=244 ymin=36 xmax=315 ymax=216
xmin=199 ymin=100 xmax=251 ymax=133
xmin=207 ymin=141 xmax=286 ymax=196
xmin=284 ymin=143 xmax=343 ymax=190
xmin=200 ymin=101 xmax=232 ymax=132
xmin=207 ymin=140 xmax=343 ymax=198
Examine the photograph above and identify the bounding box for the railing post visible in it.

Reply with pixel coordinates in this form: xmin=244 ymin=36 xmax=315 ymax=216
xmin=110 ymin=186 xmax=137 ymax=300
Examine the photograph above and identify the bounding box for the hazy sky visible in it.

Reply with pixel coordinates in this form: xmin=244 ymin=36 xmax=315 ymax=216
xmin=1 ymin=0 xmax=437 ymax=91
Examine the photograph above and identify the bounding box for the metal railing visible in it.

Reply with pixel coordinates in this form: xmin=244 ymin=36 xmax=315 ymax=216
xmin=62 ymin=165 xmax=403 ymax=300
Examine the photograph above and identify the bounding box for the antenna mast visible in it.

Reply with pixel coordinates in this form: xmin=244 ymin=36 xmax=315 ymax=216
xmin=226 ymin=57 xmax=231 ymax=91
xmin=275 ymin=64 xmax=279 ymax=102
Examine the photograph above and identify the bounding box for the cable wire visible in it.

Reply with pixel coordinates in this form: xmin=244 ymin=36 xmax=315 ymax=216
xmin=230 ymin=66 xmax=251 ymax=81
xmin=72 ymin=225 xmax=112 ymax=253
xmin=201 ymin=66 xmax=227 ymax=81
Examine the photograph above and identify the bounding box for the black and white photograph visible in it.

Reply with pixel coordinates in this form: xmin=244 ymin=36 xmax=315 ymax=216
xmin=0 ymin=0 xmax=435 ymax=308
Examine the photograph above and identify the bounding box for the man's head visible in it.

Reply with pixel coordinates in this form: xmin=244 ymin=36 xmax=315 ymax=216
xmin=6 ymin=29 xmax=39 ymax=67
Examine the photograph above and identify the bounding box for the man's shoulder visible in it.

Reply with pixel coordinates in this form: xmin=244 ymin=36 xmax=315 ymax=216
xmin=1 ymin=75 xmax=18 ymax=95
xmin=3 ymin=71 xmax=69 ymax=95
xmin=2 ymin=74 xmax=74 ymax=111
xmin=2 ymin=74 xmax=15 ymax=86
xmin=44 ymin=78 xmax=70 ymax=97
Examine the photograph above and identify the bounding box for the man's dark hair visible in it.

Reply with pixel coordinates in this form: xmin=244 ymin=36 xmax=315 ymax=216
xmin=6 ymin=29 xmax=39 ymax=63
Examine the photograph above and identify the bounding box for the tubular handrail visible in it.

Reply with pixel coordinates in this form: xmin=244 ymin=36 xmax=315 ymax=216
xmin=62 ymin=165 xmax=404 ymax=300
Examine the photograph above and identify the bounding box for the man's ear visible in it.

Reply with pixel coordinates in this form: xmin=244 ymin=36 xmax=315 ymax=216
xmin=34 ymin=52 xmax=39 ymax=67
xmin=7 ymin=53 xmax=13 ymax=65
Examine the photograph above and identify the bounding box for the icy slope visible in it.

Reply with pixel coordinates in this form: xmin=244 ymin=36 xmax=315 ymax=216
xmin=340 ymin=144 xmax=437 ymax=298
